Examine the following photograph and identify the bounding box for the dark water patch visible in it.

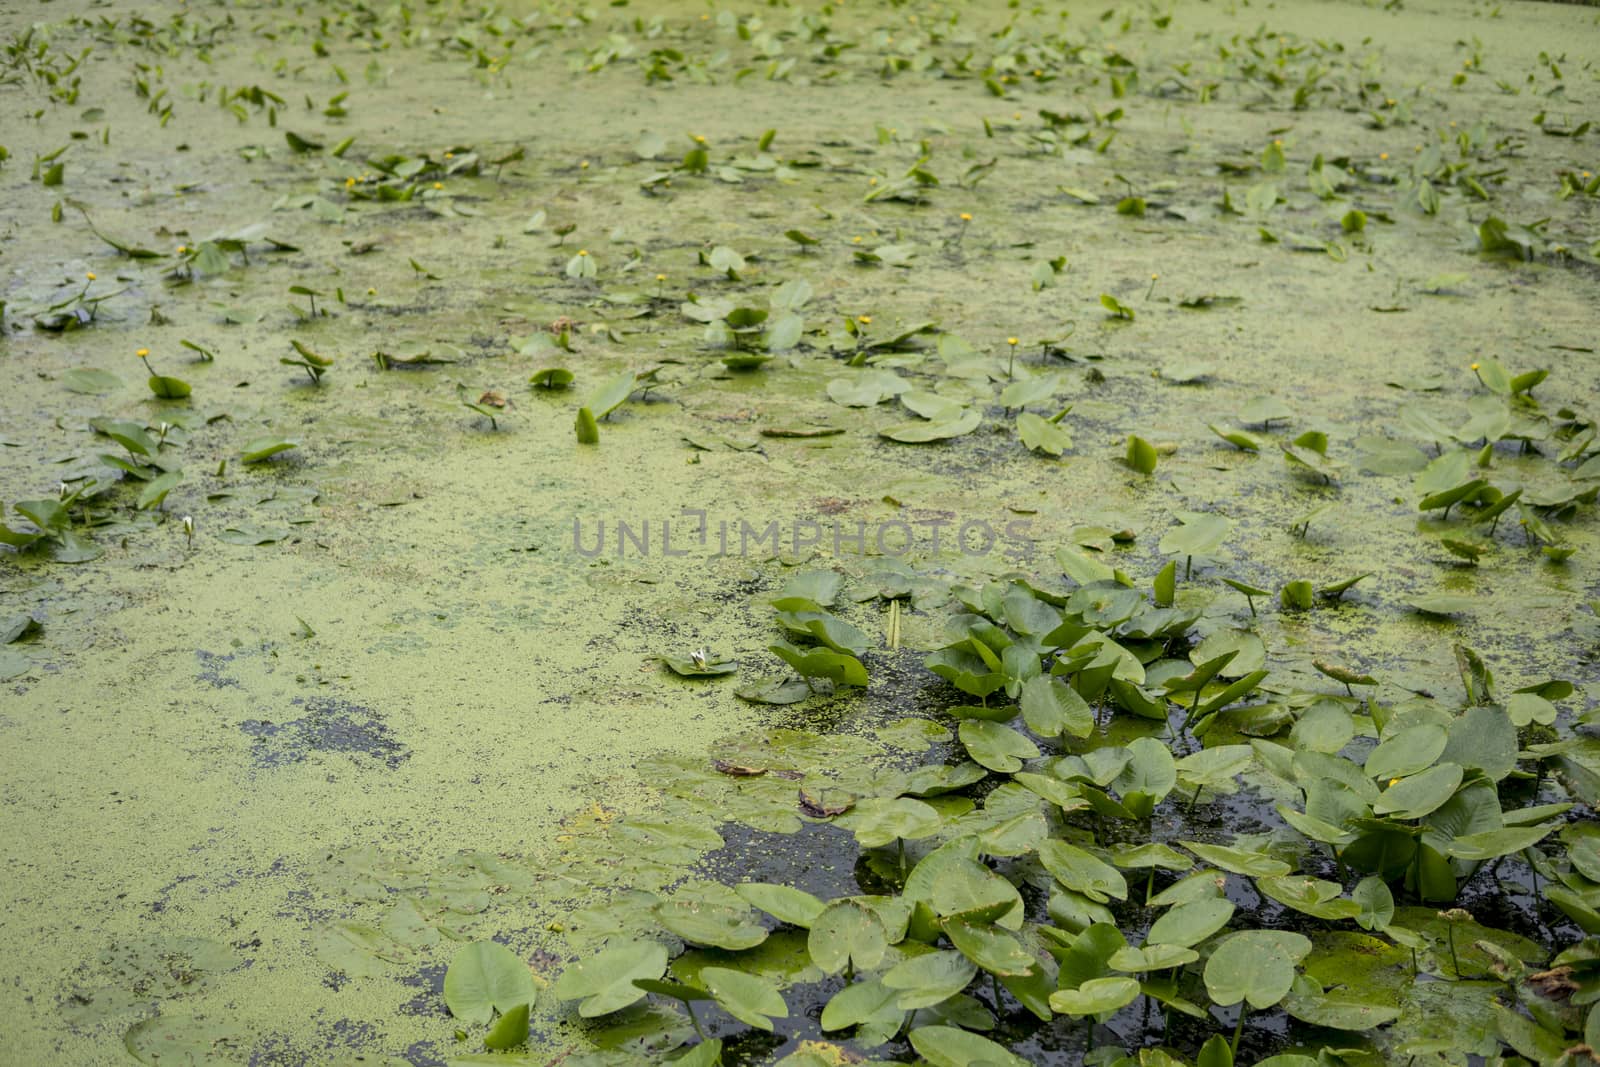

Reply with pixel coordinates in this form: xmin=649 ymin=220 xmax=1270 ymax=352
xmin=196 ymin=649 xmax=243 ymax=689
xmin=241 ymin=697 xmax=408 ymax=768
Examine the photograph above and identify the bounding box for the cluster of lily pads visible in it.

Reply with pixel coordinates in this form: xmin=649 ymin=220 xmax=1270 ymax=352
xmin=430 ymin=536 xmax=1600 ymax=1064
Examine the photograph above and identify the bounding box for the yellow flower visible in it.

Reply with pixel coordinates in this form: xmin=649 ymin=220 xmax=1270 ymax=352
xmin=137 ymin=348 xmax=149 ymax=358
xmin=851 ymin=236 xmax=862 ymax=244
xmin=86 ymin=272 xmax=96 ymax=281
xmin=1389 ymin=778 xmax=1400 ymax=787
xmin=1151 ymin=272 xmax=1159 ymax=280
xmin=656 ymin=273 xmax=666 ymax=282
xmin=858 ymin=315 xmax=872 ymax=325
xmin=692 ymin=134 xmax=706 ymax=144
xmin=1006 ymin=337 xmax=1018 ymax=346
xmin=433 ymin=181 xmax=442 ymax=189
xmin=580 ymin=160 xmax=589 ymax=169
xmin=869 ymin=177 xmax=877 ymax=185
xmin=578 ymin=249 xmax=588 ymax=256
xmin=1273 ymin=138 xmax=1283 ymax=146
xmin=345 ymin=177 xmax=355 ymax=187
xmin=176 ymin=245 xmax=187 ymax=254
xmin=960 ymin=212 xmax=972 ymax=222
xmin=1379 ymin=152 xmax=1389 ymax=161
xmin=1471 ymin=362 xmax=1480 ymax=371
xmin=444 ymin=151 xmax=454 ymax=159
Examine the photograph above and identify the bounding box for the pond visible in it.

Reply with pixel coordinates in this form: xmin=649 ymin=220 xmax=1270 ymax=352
xmin=1 ymin=0 xmax=1598 ymax=1064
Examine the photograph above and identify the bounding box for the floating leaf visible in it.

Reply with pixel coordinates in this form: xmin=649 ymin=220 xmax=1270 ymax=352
xmin=554 ymin=942 xmax=667 ymax=1017
xmin=444 ymin=942 xmax=537 ymax=1025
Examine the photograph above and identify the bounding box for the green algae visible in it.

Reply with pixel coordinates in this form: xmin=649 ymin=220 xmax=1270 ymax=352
xmin=0 ymin=0 xmax=1597 ymax=1061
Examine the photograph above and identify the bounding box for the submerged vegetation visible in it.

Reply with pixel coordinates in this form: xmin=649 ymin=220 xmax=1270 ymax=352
xmin=1 ymin=0 xmax=1598 ymax=1063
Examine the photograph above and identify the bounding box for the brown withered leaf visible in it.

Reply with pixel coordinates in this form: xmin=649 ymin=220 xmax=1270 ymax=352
xmin=798 ymin=789 xmax=853 ymax=818
xmin=712 ymin=759 xmax=767 ymax=777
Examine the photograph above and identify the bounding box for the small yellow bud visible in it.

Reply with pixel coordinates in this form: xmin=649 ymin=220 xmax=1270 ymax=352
xmin=137 ymin=348 xmax=149 ymax=357
xmin=578 ymin=249 xmax=588 ymax=256
xmin=86 ymin=272 xmax=96 ymax=281
xmin=1471 ymin=362 xmax=1480 ymax=371
xmin=858 ymin=315 xmax=872 ymax=325
xmin=656 ymin=273 xmax=666 ymax=282
xmin=1007 ymin=337 xmax=1018 ymax=346
xmin=433 ymin=181 xmax=442 ymax=189
xmin=580 ymin=160 xmax=589 ymax=169
xmin=960 ymin=213 xmax=972 ymax=222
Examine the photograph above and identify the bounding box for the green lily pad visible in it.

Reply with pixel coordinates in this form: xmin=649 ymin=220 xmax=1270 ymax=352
xmin=444 ymin=941 xmax=537 ymax=1025
xmin=1204 ymin=930 xmax=1312 ymax=1009
xmin=554 ymin=941 xmax=667 ymax=1017
xmin=700 ymin=967 xmax=787 ymax=1031
xmin=908 ymin=1026 xmax=1030 ymax=1067
xmin=1049 ymin=976 xmax=1141 ymax=1016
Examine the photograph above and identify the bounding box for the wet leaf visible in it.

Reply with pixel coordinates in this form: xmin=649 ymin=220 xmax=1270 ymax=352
xmin=700 ymin=967 xmax=787 ymax=1031
xmin=445 ymin=942 xmax=537 ymax=1025
xmin=1204 ymin=930 xmax=1311 ymax=1008
xmin=554 ymin=941 xmax=667 ymax=1017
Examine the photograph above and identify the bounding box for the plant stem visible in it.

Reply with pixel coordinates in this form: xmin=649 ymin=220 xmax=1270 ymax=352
xmin=1231 ymin=1004 xmax=1248 ymax=1057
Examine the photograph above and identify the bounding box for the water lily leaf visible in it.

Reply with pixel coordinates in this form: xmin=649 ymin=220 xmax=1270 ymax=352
xmin=63 ymin=368 xmax=123 ymax=394
xmin=880 ymin=407 xmax=981 ymax=443
xmin=0 ymin=648 xmax=30 ymax=680
xmin=808 ymin=901 xmax=887 ymax=975
xmin=1124 ymin=434 xmax=1158 ymax=474
xmin=819 ymin=977 xmax=901 ymax=1032
xmin=1038 ymin=841 xmax=1127 ymax=903
xmin=700 ymin=967 xmax=787 ymax=1031
xmin=483 ymin=1002 xmax=530 ymax=1050
xmin=1109 ymin=943 xmax=1199 ymax=972
xmin=768 ymin=642 xmax=868 ymax=688
xmin=660 ymin=653 xmax=737 ymax=677
xmin=1190 ymin=630 xmax=1265 ymax=677
xmin=1017 ymin=412 xmax=1072 ymax=456
xmin=445 ymin=942 xmax=537 ymax=1025
xmin=1018 ymin=675 xmax=1093 ymax=739
xmin=1257 ymin=876 xmax=1360 ymax=920
xmin=909 ymin=1027 xmax=1029 ymax=1067
xmin=1282 ymin=988 xmax=1400 ymax=1030
xmin=655 ymin=898 xmax=768 ymax=951
xmin=589 ymin=372 xmax=637 ymax=419
xmin=1147 ymin=897 xmax=1235 ymax=948
xmin=735 ymin=884 xmax=825 ymax=928
xmin=1049 ymin=975 xmax=1142 ymax=1017
xmin=1204 ymin=930 xmax=1311 ymax=1009
xmin=1111 ymin=737 xmax=1177 ymax=817
xmin=1365 ymin=724 xmax=1447 ymax=782
xmin=1290 ymin=700 xmax=1355 ymax=754
xmin=531 ymin=368 xmax=574 ymax=389
xmin=838 ymin=797 xmax=942 ymax=850
xmin=926 ymin=857 xmax=1023 ymax=927
xmin=1408 ymin=594 xmax=1475 ymax=617
xmin=827 ymin=369 xmax=907 ymax=407
xmin=1446 ymin=824 xmax=1560 ymax=861
xmin=1210 ymin=424 xmax=1264 ymax=451
xmin=1441 ymin=704 xmax=1517 ymax=781
xmin=1352 ymin=876 xmax=1394 ymax=932
xmin=958 ymin=720 xmax=1038 ymax=773
xmin=669 ymin=1040 xmax=723 ymax=1067
xmin=881 ymin=950 xmax=978 ymax=1009
xmin=1372 ymin=762 xmax=1464 ymax=819
xmin=1159 ymin=511 xmax=1232 ymax=561
xmin=240 ymin=437 xmax=297 ymax=463
xmin=943 ymin=916 xmax=1035 ymax=975
xmin=555 ymin=941 xmax=667 ymax=1017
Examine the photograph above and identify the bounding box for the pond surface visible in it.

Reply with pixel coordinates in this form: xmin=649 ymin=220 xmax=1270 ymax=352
xmin=1 ymin=0 xmax=1598 ymax=1063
